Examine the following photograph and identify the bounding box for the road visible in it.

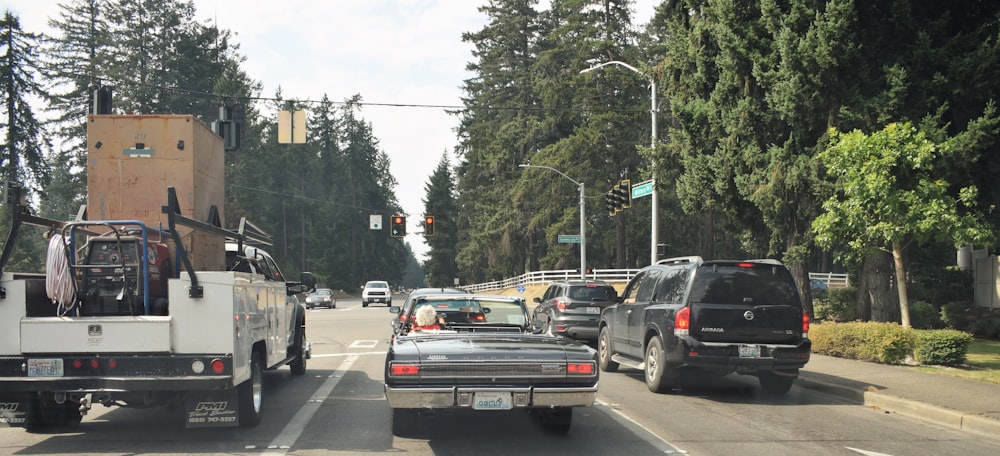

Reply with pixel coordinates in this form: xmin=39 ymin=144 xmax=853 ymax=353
xmin=3 ymin=295 xmax=999 ymax=455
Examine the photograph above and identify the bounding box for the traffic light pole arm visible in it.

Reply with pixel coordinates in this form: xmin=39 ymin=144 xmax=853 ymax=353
xmin=580 ymin=59 xmax=659 ymax=265
xmin=518 ymin=164 xmax=587 ymax=279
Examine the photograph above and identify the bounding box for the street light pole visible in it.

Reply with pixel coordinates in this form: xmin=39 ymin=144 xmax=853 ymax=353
xmin=519 ymin=164 xmax=586 ymax=279
xmin=580 ymin=60 xmax=659 ymax=265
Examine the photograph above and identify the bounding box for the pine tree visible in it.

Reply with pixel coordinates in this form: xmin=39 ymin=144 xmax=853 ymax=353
xmin=0 ymin=11 xmax=50 ymax=194
xmin=422 ymin=153 xmax=458 ymax=287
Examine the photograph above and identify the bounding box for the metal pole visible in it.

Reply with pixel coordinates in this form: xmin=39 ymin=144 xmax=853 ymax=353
xmin=650 ymin=78 xmax=658 ymax=265
xmin=579 ymin=182 xmax=587 ymax=279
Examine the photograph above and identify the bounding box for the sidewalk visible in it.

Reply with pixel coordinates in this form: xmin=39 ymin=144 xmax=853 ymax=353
xmin=798 ymin=354 xmax=1000 ymax=438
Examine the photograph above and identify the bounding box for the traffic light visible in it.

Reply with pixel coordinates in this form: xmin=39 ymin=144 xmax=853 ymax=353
xmin=618 ymin=179 xmax=632 ymax=209
xmin=611 ymin=183 xmax=627 ymax=212
xmin=423 ymin=215 xmax=435 ymax=236
xmin=390 ymin=215 xmax=406 ymax=237
xmin=605 ymin=191 xmax=617 ymax=216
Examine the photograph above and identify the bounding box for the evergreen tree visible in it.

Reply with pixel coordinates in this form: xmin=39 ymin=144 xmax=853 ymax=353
xmin=422 ymin=153 xmax=458 ymax=287
xmin=1 ymin=11 xmax=50 ymax=193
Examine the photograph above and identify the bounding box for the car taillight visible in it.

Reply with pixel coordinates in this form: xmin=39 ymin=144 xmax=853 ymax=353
xmin=802 ymin=313 xmax=810 ymax=337
xmin=736 ymin=262 xmax=755 ymax=268
xmin=473 ymin=314 xmax=485 ymax=321
xmin=556 ymin=300 xmax=568 ymax=310
xmin=567 ymin=362 xmax=594 ymax=375
xmin=675 ymin=307 xmax=690 ymax=336
xmin=391 ymin=363 xmax=420 ymax=376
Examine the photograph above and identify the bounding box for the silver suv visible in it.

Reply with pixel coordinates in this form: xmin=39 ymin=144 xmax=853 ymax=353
xmin=362 ymin=280 xmax=392 ymax=307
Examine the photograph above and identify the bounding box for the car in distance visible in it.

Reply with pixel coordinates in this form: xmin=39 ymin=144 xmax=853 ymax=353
xmin=532 ymin=279 xmax=617 ymax=342
xmin=389 ymin=287 xmax=471 ymax=335
xmin=384 ymin=294 xmax=599 ymax=436
xmin=305 ymin=288 xmax=336 ymax=309
xmin=598 ymin=256 xmax=810 ymax=395
xmin=361 ymin=280 xmax=391 ymax=307
xmin=809 ymin=278 xmax=829 ymax=296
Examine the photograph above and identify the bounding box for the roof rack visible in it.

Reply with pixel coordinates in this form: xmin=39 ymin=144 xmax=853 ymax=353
xmin=656 ymin=255 xmax=703 ymax=266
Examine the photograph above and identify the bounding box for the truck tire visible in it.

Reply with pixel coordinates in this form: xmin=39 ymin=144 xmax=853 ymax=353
xmin=598 ymin=326 xmax=619 ymax=372
xmin=290 ymin=323 xmax=306 ymax=376
xmin=25 ymin=395 xmax=81 ymax=432
xmin=391 ymin=408 xmax=418 ymax=436
xmin=758 ymin=370 xmax=796 ymax=396
xmin=644 ymin=336 xmax=672 ymax=393
xmin=238 ymin=352 xmax=264 ymax=427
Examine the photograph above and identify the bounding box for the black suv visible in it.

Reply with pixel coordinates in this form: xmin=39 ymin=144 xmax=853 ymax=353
xmin=598 ymin=256 xmax=810 ymax=395
xmin=532 ymin=280 xmax=618 ymax=342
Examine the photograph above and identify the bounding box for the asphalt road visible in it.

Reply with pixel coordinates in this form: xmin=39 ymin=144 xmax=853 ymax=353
xmin=3 ymin=295 xmax=999 ymax=456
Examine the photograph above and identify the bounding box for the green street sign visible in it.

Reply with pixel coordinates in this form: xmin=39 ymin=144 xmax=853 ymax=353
xmin=631 ymin=181 xmax=653 ymax=199
xmin=557 ymin=234 xmax=581 ymax=244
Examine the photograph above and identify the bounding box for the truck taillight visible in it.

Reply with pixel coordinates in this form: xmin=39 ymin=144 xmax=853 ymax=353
xmin=211 ymin=359 xmax=226 ymax=374
xmin=802 ymin=313 xmax=810 ymax=338
xmin=391 ymin=363 xmax=419 ymax=376
xmin=567 ymin=362 xmax=594 ymax=375
xmin=675 ymin=307 xmax=691 ymax=336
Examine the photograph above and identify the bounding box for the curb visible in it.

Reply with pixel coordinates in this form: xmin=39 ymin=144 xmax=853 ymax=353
xmin=797 ymin=375 xmax=1000 ymax=439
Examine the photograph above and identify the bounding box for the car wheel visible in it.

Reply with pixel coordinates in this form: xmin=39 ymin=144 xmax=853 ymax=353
xmin=644 ymin=336 xmax=672 ymax=393
xmin=758 ymin=370 xmax=796 ymax=396
xmin=238 ymin=352 xmax=264 ymax=427
xmin=391 ymin=408 xmax=418 ymax=437
xmin=362 ymin=301 xmax=368 ymax=308
xmin=536 ymin=407 xmax=572 ymax=434
xmin=598 ymin=326 xmax=619 ymax=372
xmin=289 ymin=323 xmax=306 ymax=376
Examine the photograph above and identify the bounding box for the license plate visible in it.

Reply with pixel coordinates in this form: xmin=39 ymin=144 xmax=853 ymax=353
xmin=585 ymin=307 xmax=600 ymax=314
xmin=472 ymin=392 xmax=512 ymax=410
xmin=28 ymin=359 xmax=64 ymax=377
xmin=738 ymin=345 xmax=761 ymax=358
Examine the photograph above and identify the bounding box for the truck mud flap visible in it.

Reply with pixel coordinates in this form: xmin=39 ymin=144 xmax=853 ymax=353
xmin=184 ymin=389 xmax=240 ymax=428
xmin=0 ymin=394 xmax=30 ymax=427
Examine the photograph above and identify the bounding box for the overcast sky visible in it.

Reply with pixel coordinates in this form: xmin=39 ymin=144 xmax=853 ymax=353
xmin=3 ymin=0 xmax=657 ymax=260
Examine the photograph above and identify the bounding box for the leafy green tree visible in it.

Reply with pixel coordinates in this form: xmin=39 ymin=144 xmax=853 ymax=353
xmin=813 ymin=122 xmax=994 ymax=328
xmin=422 ymin=153 xmax=458 ymax=287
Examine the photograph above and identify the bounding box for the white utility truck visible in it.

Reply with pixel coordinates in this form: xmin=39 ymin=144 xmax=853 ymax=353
xmin=0 ymin=115 xmax=315 ymax=430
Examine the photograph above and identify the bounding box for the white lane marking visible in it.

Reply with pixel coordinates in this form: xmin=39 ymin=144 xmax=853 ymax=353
xmin=594 ymin=398 xmax=688 ymax=454
xmin=350 ymin=340 xmax=379 ymax=348
xmin=846 ymin=448 xmax=895 ymax=456
xmin=311 ymin=351 xmax=385 ymax=358
xmin=260 ymin=354 xmax=359 ymax=455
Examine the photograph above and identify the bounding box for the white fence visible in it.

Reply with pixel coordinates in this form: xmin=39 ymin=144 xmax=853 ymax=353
xmin=461 ymin=268 xmax=849 ymax=293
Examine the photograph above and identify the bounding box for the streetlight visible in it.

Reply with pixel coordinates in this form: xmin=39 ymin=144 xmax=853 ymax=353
xmin=580 ymin=60 xmax=659 ymax=265
xmin=519 ymin=164 xmax=587 ymax=279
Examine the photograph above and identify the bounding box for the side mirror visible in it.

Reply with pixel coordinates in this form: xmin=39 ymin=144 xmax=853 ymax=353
xmin=389 ymin=306 xmax=400 ymax=314
xmin=533 ymin=297 xmax=542 ymax=303
xmin=300 ymin=272 xmax=317 ymax=291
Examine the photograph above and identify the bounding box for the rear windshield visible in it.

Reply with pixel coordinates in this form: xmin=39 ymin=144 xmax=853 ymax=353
xmin=416 ymin=299 xmax=526 ymax=325
xmin=568 ymin=285 xmax=615 ymax=301
xmin=366 ymin=282 xmax=388 ymax=289
xmin=689 ymin=264 xmax=799 ymax=306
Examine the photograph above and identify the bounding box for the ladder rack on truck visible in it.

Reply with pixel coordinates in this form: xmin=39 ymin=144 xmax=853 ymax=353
xmin=0 ymin=185 xmax=315 ymax=431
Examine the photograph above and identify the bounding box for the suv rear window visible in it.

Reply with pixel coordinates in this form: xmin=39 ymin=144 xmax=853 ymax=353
xmin=567 ymin=285 xmax=615 ymax=301
xmin=689 ymin=264 xmax=799 ymax=306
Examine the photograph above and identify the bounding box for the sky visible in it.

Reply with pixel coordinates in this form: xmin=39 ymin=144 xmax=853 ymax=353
xmin=3 ymin=0 xmax=657 ymax=260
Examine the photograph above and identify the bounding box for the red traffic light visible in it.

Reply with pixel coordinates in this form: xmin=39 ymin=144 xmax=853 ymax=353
xmin=424 ymin=216 xmax=436 ymax=236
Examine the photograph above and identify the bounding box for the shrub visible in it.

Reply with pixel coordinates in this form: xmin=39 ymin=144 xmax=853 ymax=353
xmin=909 ymin=300 xmax=942 ymax=329
xmin=939 ymin=301 xmax=968 ymax=329
xmin=813 ymin=287 xmax=857 ymax=322
xmin=913 ymin=329 xmax=974 ymax=366
xmin=810 ymin=321 xmax=915 ymax=364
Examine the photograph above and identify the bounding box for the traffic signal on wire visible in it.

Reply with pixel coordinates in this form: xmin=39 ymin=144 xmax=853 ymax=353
xmin=390 ymin=215 xmax=406 ymax=237
xmin=605 ymin=192 xmax=617 ymax=216
xmin=423 ymin=216 xmax=435 ymax=236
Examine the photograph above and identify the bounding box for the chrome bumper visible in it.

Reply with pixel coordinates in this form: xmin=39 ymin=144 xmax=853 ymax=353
xmin=384 ymin=384 xmax=598 ymax=409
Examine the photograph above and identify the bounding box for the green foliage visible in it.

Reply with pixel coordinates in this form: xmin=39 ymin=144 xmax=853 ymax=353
xmin=913 ymin=329 xmax=973 ymax=366
xmin=940 ymin=301 xmax=969 ymax=329
xmin=814 ymin=286 xmax=857 ymax=322
xmin=810 ymin=321 xmax=915 ymax=364
xmin=909 ymin=301 xmax=942 ymax=329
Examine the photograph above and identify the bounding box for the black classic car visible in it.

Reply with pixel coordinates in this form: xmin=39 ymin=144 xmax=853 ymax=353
xmin=384 ymin=294 xmax=599 ymax=436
